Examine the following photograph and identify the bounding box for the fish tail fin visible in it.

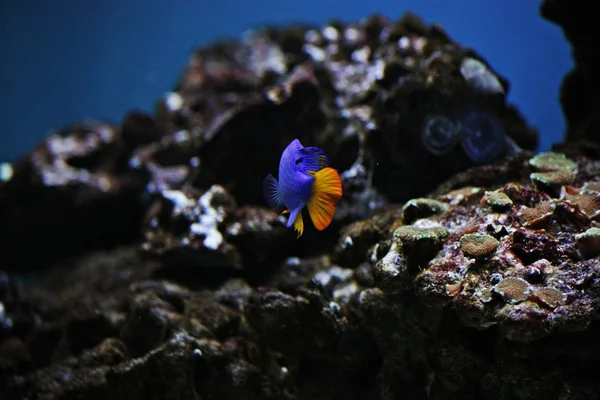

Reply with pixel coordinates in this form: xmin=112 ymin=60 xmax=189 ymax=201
xmin=307 ymin=167 xmax=343 ymax=231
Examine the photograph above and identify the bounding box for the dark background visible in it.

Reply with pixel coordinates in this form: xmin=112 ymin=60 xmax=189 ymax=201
xmin=0 ymin=0 xmax=571 ymax=162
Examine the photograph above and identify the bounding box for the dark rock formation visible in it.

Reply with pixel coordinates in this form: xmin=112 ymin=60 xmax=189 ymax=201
xmin=157 ymin=12 xmax=536 ymax=216
xmin=2 ymin=10 xmax=595 ymax=400
xmin=0 ymin=120 xmax=148 ymax=271
xmin=541 ymin=0 xmax=600 ymax=155
xmin=0 ymin=12 xmax=537 ymax=273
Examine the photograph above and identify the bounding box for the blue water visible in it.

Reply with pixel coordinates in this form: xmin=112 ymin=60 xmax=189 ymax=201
xmin=0 ymin=0 xmax=572 ymax=162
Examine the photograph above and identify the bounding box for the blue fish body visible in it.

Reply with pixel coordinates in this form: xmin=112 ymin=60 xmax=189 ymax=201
xmin=277 ymin=139 xmax=314 ymax=226
xmin=263 ymin=139 xmax=342 ymax=237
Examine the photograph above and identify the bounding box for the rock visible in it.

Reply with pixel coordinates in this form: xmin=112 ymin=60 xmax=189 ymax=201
xmin=402 ymin=154 xmax=600 ymax=342
xmin=245 ymin=286 xmax=343 ymax=357
xmin=140 ymin=184 xmax=295 ymax=286
xmin=402 ymin=198 xmax=448 ymax=224
xmin=0 ymin=121 xmax=147 ymax=271
xmin=154 ymin=12 xmax=537 ymax=220
xmin=540 ymin=0 xmax=600 ymax=149
xmin=0 ymin=272 xmax=39 ymax=341
xmin=333 ymin=206 xmax=402 ymax=268
xmin=3 ymin=9 xmax=597 ymax=400
xmin=140 ymin=185 xmax=243 ymax=272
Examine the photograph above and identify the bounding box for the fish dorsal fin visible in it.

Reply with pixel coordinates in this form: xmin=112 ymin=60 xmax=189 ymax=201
xmin=297 ymin=146 xmax=330 ymax=174
xmin=262 ymin=174 xmax=286 ymax=213
xmin=307 ymin=167 xmax=343 ymax=230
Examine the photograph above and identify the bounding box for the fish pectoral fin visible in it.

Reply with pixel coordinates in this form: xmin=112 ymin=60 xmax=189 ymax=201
xmin=307 ymin=167 xmax=343 ymax=231
xmin=262 ymin=174 xmax=285 ymax=212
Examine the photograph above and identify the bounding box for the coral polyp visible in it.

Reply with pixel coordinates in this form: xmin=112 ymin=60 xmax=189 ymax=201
xmin=421 ymin=115 xmax=459 ymax=155
xmin=458 ymin=109 xmax=507 ymax=164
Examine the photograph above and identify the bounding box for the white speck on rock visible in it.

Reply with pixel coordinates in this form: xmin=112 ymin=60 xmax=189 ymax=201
xmin=322 ymin=26 xmax=339 ymax=41
xmin=344 ymin=236 xmax=354 ymax=247
xmin=305 ymin=30 xmax=321 ymax=44
xmin=0 ymin=303 xmax=13 ymax=329
xmin=0 ymin=163 xmax=13 ymax=181
xmin=164 ymin=92 xmax=184 ymax=111
xmin=188 ymin=187 xmax=228 ymax=250
xmin=328 ymin=301 xmax=341 ymax=313
xmin=303 ymin=44 xmax=327 ymax=62
xmin=285 ymin=257 xmax=301 ymax=266
xmin=162 ymin=190 xmax=196 ymax=214
xmin=314 ymin=271 xmax=333 ymax=287
xmin=351 ymin=46 xmax=370 ymax=63
xmin=174 ymin=130 xmax=189 ymax=143
xmin=333 ymin=282 xmax=359 ymax=304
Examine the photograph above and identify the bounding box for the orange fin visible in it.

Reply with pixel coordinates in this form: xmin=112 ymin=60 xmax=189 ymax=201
xmin=293 ymin=211 xmax=304 ymax=238
xmin=307 ymin=167 xmax=343 ymax=231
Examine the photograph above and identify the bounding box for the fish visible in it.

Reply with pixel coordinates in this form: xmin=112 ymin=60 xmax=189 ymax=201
xmin=262 ymin=139 xmax=343 ymax=237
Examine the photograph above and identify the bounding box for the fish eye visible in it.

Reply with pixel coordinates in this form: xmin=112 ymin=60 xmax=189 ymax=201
xmin=421 ymin=115 xmax=458 ymax=155
xmin=295 ymin=157 xmax=304 ymax=165
xmin=457 ymin=109 xmax=506 ymax=164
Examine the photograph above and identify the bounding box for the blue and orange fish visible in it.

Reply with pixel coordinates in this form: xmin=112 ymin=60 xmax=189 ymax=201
xmin=263 ymin=139 xmax=343 ymax=237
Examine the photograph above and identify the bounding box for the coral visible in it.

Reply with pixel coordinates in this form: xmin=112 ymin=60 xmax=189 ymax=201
xmin=528 ymin=151 xmax=577 ymax=194
xmin=420 ymin=115 xmax=459 ymax=155
xmin=492 ymin=277 xmax=531 ymax=304
xmin=459 ymin=233 xmax=499 ymax=259
xmin=374 ymin=152 xmax=600 ymax=344
xmin=373 ymin=222 xmax=448 ymax=293
xmin=481 ymin=189 xmax=513 ymax=211
xmin=575 ymin=227 xmax=600 ymax=259
xmin=457 ymin=108 xmax=509 ymax=164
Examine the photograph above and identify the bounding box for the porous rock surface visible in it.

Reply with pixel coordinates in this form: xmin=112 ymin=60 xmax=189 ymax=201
xmin=1 ymin=11 xmax=597 ymax=400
